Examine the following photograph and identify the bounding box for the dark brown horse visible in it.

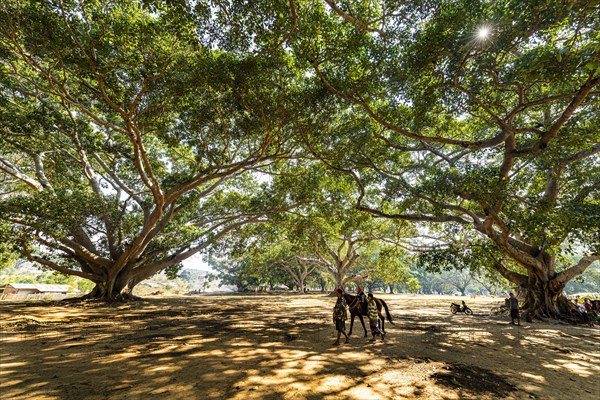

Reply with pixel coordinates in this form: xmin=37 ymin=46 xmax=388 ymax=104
xmin=343 ymin=293 xmax=393 ymax=337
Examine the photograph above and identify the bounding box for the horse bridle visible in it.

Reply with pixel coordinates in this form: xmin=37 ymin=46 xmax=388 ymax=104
xmin=346 ymin=294 xmax=361 ymax=312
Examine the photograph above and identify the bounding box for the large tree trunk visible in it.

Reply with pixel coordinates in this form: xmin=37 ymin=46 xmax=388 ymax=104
xmin=490 ymin=256 xmax=597 ymax=322
xmin=520 ymin=271 xmax=574 ymax=320
xmin=319 ymin=279 xmax=327 ymax=292
xmin=333 ymin=271 xmax=344 ymax=290
xmin=297 ymin=275 xmax=306 ymax=294
xmin=84 ymin=267 xmax=141 ymax=301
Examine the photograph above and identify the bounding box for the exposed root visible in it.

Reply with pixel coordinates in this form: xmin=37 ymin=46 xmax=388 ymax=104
xmin=56 ymin=291 xmax=144 ymax=304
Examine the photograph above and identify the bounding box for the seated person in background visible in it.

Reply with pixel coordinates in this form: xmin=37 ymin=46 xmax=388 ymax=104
xmin=578 ymin=302 xmax=593 ymax=326
xmin=584 ymin=299 xmax=596 ymax=325
xmin=584 ymin=298 xmax=593 ymax=313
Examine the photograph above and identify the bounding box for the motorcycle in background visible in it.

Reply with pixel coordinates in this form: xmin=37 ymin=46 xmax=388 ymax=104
xmin=450 ymin=300 xmax=473 ymax=315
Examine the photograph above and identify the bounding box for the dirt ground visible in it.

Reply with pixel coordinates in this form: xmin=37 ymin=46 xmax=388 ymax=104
xmin=1 ymin=293 xmax=599 ymax=400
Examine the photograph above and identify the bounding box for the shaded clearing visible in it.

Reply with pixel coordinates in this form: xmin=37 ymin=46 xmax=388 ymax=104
xmin=1 ymin=294 xmax=599 ymax=399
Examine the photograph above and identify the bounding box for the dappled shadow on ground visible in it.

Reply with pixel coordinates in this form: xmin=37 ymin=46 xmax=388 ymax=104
xmin=381 ymin=296 xmax=600 ymax=399
xmin=431 ymin=363 xmax=517 ymax=396
xmin=1 ymin=294 xmax=599 ymax=399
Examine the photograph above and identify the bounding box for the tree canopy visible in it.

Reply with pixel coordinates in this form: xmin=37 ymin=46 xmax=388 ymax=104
xmin=286 ymin=0 xmax=600 ymax=317
xmin=207 ymin=165 xmax=414 ymax=292
xmin=0 ymin=1 xmax=598 ymax=313
xmin=0 ymin=0 xmax=314 ymax=299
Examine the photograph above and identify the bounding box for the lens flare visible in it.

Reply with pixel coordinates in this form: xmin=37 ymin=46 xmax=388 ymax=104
xmin=477 ymin=26 xmax=490 ymax=40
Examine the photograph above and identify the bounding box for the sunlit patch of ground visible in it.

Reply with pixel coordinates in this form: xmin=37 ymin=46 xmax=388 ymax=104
xmin=1 ymin=294 xmax=599 ymax=399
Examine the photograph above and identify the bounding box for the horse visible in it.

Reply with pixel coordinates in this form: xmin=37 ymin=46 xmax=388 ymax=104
xmin=343 ymin=293 xmax=393 ymax=337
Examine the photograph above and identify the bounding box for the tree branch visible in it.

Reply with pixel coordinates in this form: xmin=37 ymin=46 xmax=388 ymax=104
xmin=555 ymin=255 xmax=600 ymax=285
xmin=0 ymin=156 xmax=44 ymax=191
xmin=311 ymin=63 xmax=511 ymax=149
xmin=323 ymin=0 xmax=385 ymax=35
xmin=22 ymin=239 xmax=99 ymax=282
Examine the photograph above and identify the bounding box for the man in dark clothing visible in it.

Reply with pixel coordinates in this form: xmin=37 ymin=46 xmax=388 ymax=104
xmin=332 ymin=288 xmax=350 ymax=345
xmin=508 ymin=292 xmax=520 ymax=326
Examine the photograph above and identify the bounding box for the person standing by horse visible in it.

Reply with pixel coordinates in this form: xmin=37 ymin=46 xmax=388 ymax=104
xmin=332 ymin=288 xmax=350 ymax=345
xmin=367 ymin=293 xmax=385 ymax=342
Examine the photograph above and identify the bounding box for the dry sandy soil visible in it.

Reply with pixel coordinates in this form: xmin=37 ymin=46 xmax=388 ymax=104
xmin=1 ymin=293 xmax=599 ymax=400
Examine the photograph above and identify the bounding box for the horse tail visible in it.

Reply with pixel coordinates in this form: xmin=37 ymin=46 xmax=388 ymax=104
xmin=380 ymin=299 xmax=394 ymax=324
